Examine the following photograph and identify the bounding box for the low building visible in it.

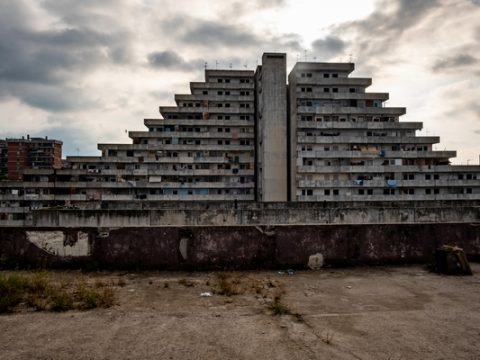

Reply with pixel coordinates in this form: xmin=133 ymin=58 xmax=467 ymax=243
xmin=4 ymin=136 xmax=62 ymax=181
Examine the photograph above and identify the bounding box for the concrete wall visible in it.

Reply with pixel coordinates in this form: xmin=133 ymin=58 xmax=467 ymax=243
xmin=1 ymin=224 xmax=479 ymax=269
xmin=28 ymin=203 xmax=480 ymax=228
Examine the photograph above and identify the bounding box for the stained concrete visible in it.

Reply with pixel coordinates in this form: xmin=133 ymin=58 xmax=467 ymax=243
xmin=1 ymin=223 xmax=479 ymax=269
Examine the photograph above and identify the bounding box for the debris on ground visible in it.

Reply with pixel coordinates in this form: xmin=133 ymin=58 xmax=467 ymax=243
xmin=308 ymin=253 xmax=324 ymax=270
xmin=434 ymin=245 xmax=473 ymax=275
xmin=200 ymin=292 xmax=212 ymax=297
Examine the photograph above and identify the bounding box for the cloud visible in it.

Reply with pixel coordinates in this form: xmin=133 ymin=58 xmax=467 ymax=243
xmin=0 ymin=0 xmax=134 ymax=112
xmin=432 ymin=54 xmax=478 ymax=72
xmin=147 ymin=51 xmax=198 ymax=71
xmin=322 ymin=0 xmax=440 ymax=69
xmin=171 ymin=17 xmax=260 ymax=48
xmin=256 ymin=0 xmax=287 ymax=9
xmin=311 ymin=36 xmax=347 ymax=60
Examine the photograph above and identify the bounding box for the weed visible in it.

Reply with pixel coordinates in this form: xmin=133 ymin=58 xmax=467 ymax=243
xmin=321 ymin=332 xmax=334 ymax=345
xmin=164 ymin=282 xmax=169 ymax=288
xmin=269 ymin=299 xmax=292 ymax=315
xmin=214 ymin=273 xmax=243 ymax=296
xmin=49 ymin=288 xmax=74 ymax=312
xmin=293 ymin=312 xmax=304 ymax=322
xmin=0 ymin=273 xmax=26 ymax=312
xmin=178 ymin=278 xmax=194 ymax=287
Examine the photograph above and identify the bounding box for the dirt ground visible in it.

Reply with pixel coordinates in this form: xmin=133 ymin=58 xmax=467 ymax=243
xmin=1 ymin=264 xmax=480 ymax=360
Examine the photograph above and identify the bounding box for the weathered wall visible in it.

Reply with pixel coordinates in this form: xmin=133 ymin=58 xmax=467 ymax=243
xmin=28 ymin=205 xmax=480 ymax=228
xmin=1 ymin=224 xmax=479 ymax=269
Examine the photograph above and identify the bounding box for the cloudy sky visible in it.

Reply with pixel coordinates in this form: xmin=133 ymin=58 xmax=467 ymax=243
xmin=0 ymin=0 xmax=479 ymax=163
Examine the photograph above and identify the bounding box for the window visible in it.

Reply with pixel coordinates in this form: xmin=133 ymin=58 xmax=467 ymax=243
xmin=332 ymin=88 xmax=338 ymax=93
xmin=358 ymin=189 xmax=365 ymax=195
xmin=217 ymin=91 xmax=223 ymax=95
xmin=323 ymin=73 xmax=330 ymax=78
xmin=332 ymin=73 xmax=338 ymax=78
xmin=434 ymin=174 xmax=440 ymax=180
xmin=324 ymin=189 xmax=330 ymax=196
xmin=307 ymin=189 xmax=313 ymax=196
xmin=126 ymin=150 xmax=133 ymax=157
xmin=306 ymin=73 xmax=312 ymax=78
xmin=434 ymin=189 xmax=440 ymax=194
xmin=324 ymin=88 xmax=330 ymax=92
xmin=367 ymin=189 xmax=373 ymax=195
xmin=333 ymin=189 xmax=339 ymax=196
xmin=202 ymin=90 xmax=208 ymax=95
xmin=349 ymin=88 xmax=356 ymax=93
xmin=217 ymin=79 xmax=223 ymax=83
xmin=425 ymin=174 xmax=431 ymax=180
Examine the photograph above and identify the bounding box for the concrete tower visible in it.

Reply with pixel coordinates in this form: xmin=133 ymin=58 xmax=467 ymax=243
xmin=255 ymin=53 xmax=288 ymax=201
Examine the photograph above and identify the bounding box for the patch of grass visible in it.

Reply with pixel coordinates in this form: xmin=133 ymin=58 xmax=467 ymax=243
xmin=74 ymin=281 xmax=114 ymax=310
xmin=178 ymin=278 xmax=194 ymax=287
xmin=0 ymin=273 xmax=26 ymax=312
xmin=0 ymin=272 xmax=115 ymax=313
xmin=214 ymin=273 xmax=243 ymax=296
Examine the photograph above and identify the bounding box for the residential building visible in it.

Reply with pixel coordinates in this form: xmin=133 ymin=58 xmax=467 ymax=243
xmin=5 ymin=136 xmax=62 ymax=180
xmin=0 ymin=52 xmax=479 ymax=222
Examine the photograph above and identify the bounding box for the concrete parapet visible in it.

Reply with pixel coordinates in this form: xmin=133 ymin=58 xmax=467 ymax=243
xmin=1 ymin=223 xmax=479 ymax=269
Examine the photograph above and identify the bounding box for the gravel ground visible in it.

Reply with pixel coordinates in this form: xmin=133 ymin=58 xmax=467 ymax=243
xmin=1 ymin=264 xmax=480 ymax=360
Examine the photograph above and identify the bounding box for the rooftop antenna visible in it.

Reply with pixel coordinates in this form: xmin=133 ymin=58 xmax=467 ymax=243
xmin=313 ymin=56 xmax=317 ymax=62
xmin=348 ymin=54 xmax=353 ymax=63
xmin=204 ymin=62 xmax=208 ymax=69
xmin=304 ymin=50 xmax=308 ymax=62
xmin=229 ymin=63 xmax=233 ymax=69
xmin=296 ymin=53 xmax=300 ymax=62
xmin=215 ymin=60 xmax=219 ymax=70
xmin=243 ymin=62 xmax=248 ymax=69
xmin=75 ymin=147 xmax=80 ymax=156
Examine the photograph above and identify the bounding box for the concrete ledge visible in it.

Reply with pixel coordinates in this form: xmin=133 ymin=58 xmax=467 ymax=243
xmin=25 ymin=205 xmax=480 ymax=228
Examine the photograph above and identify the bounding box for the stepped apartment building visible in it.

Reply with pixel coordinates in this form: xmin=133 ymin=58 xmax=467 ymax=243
xmin=0 ymin=52 xmax=479 ymax=221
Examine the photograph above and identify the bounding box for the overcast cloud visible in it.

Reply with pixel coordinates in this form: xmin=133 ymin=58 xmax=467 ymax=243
xmin=0 ymin=0 xmax=479 ymax=163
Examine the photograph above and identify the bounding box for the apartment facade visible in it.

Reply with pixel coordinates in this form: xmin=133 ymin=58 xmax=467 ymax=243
xmin=287 ymin=62 xmax=479 ymax=201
